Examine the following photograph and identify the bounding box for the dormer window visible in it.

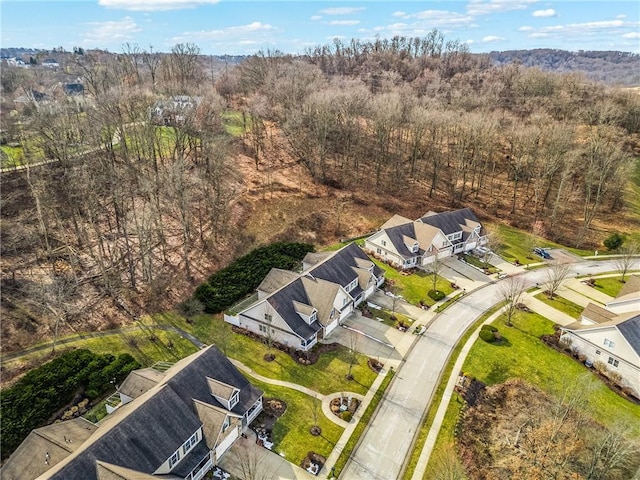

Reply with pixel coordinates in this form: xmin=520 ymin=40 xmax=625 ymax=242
xmin=310 ymin=310 xmax=317 ymax=323
xmin=222 ymin=416 xmax=231 ymax=432
xmin=230 ymin=390 xmax=239 ymax=408
xmin=411 ymin=243 xmax=419 ymax=253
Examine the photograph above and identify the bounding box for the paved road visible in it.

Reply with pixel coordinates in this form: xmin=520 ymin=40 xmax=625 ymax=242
xmin=341 ymin=258 xmax=638 ymax=480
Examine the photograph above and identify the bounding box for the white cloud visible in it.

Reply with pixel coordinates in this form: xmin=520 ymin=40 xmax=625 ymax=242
xmin=528 ymin=32 xmax=549 ymax=38
xmin=172 ymin=21 xmax=276 ymax=43
xmin=310 ymin=15 xmax=322 ymax=21
xmin=329 ymin=20 xmax=360 ymax=26
xmin=616 ymin=14 xmax=627 ymax=19
xmin=518 ymin=25 xmax=533 ymax=31
xmin=319 ymin=7 xmax=365 ymax=15
xmin=82 ymin=16 xmax=141 ymax=44
xmin=533 ymin=9 xmax=556 ymax=17
xmin=327 ymin=35 xmax=346 ymax=40
xmin=465 ymin=39 xmax=475 ymax=44
xmin=466 ymin=0 xmax=537 ymax=16
xmin=98 ymin=0 xmax=218 ymax=12
xmin=622 ymin=32 xmax=640 ymax=39
xmin=482 ymin=35 xmax=505 ymax=42
xmin=392 ymin=11 xmax=406 ymax=17
xmin=404 ymin=9 xmax=475 ymax=27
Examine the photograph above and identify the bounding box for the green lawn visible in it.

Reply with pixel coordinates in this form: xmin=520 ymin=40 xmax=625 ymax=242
xmin=460 ymin=254 xmax=498 ymax=274
xmin=422 ymin=310 xmax=640 ymax=478
xmin=1 ymin=142 xmax=45 ymax=168
xmin=462 ymin=311 xmax=640 ymax=436
xmin=373 ymin=260 xmax=454 ymax=306
xmin=153 ymin=312 xmax=377 ymax=396
xmin=221 ymin=110 xmax=250 ymax=137
xmin=590 ymin=275 xmax=628 ymax=297
xmin=533 ymin=292 xmax=584 ymax=319
xmin=491 ymin=223 xmax=591 ymax=265
xmin=245 ymin=376 xmax=344 ymax=467
xmin=2 ymin=327 xmax=197 ymax=373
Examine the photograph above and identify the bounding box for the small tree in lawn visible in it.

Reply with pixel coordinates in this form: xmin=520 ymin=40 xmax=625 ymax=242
xmin=427 ymin=253 xmax=444 ymax=300
xmin=309 ymin=393 xmax=321 ymax=436
xmin=347 ymin=329 xmax=359 ymax=380
xmin=500 ymin=277 xmax=525 ymax=327
xmin=263 ymin=304 xmax=276 ymax=361
xmin=387 ymin=282 xmax=400 ymax=320
xmin=614 ymin=242 xmax=638 ymax=283
xmin=230 ymin=439 xmax=277 ymax=480
xmin=544 ymin=261 xmax=571 ymax=299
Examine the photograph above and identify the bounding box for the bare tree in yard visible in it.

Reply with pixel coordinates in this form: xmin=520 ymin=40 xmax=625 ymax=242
xmin=499 ymin=276 xmax=525 ymax=327
xmin=229 ymin=439 xmax=277 ymax=480
xmin=347 ymin=329 xmax=359 ymax=380
xmin=614 ymin=243 xmax=638 ymax=283
xmin=141 ymin=45 xmax=161 ymax=89
xmin=583 ymin=422 xmax=640 ymax=480
xmin=427 ymin=253 xmax=444 ymax=296
xmin=309 ymin=393 xmax=322 ymax=435
xmin=176 ymin=297 xmax=204 ymax=324
xmin=544 ymin=261 xmax=571 ymax=299
xmin=429 ymin=442 xmax=466 ymax=480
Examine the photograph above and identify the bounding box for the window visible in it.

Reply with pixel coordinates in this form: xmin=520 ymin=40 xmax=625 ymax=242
xmin=376 ymin=248 xmax=382 ymax=254
xmin=222 ymin=416 xmax=231 ymax=432
xmin=604 ymin=338 xmax=615 ymax=349
xmin=607 ymin=357 xmax=619 ymax=368
xmin=595 ymin=350 xmax=601 ymax=355
xmin=264 ymin=313 xmax=272 ymax=323
xmin=169 ymin=451 xmax=180 ymax=468
xmin=381 ymin=240 xmax=386 ymax=246
xmin=259 ymin=325 xmax=267 ymax=333
xmin=230 ymin=391 xmax=239 ymax=408
xmin=309 ymin=310 xmax=317 ymax=323
xmin=183 ymin=432 xmax=199 ymax=454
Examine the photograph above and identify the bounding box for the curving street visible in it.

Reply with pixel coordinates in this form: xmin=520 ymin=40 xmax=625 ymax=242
xmin=340 ymin=257 xmax=639 ymax=480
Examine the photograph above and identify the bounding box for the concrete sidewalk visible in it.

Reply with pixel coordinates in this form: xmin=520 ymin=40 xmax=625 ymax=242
xmin=564 ymin=277 xmax=614 ymax=305
xmin=524 ymin=291 xmax=577 ymax=326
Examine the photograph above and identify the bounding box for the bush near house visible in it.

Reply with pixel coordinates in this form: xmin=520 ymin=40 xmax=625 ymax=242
xmin=193 ymin=242 xmax=314 ymax=313
xmin=1 ymin=349 xmax=139 ymax=460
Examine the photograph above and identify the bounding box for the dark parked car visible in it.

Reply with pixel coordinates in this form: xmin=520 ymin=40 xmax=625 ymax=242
xmin=533 ymin=247 xmax=551 ymax=259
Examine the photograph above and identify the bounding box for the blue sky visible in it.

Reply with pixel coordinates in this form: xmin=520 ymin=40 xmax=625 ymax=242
xmin=1 ymin=1 xmax=639 ymax=55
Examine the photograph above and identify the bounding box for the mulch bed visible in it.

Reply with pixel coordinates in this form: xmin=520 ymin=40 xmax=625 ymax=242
xmin=301 ymin=452 xmax=325 ymax=476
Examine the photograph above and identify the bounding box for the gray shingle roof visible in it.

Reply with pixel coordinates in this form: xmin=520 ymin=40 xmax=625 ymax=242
xmin=419 ymin=208 xmax=481 ymax=235
xmin=384 ymin=223 xmax=423 ymax=259
xmin=50 ymin=386 xmax=200 ymax=480
xmin=618 ymin=314 xmax=640 ymax=356
xmin=268 ymin=278 xmax=324 ymax=339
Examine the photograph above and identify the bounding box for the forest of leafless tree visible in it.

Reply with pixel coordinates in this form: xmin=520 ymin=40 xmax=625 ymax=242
xmin=1 ymin=34 xmax=638 ymax=352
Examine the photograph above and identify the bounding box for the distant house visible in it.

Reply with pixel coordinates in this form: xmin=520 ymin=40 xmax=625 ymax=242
xmin=151 ymin=95 xmax=201 ymax=126
xmin=224 ymin=243 xmax=385 ymax=351
xmin=1 ymin=346 xmax=263 ymax=480
xmin=560 ymin=276 xmax=640 ymax=397
xmin=63 ymin=83 xmax=84 ymax=96
xmin=364 ymin=208 xmax=486 ymax=270
xmin=42 ymin=58 xmax=59 ymax=68
xmin=14 ymin=89 xmax=49 ymax=109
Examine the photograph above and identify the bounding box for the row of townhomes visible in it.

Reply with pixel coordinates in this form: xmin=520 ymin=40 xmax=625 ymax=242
xmin=225 ymin=243 xmax=386 ymax=352
xmin=2 ymin=346 xmax=264 ymax=480
xmin=560 ymin=275 xmax=640 ymax=397
xmin=364 ymin=208 xmax=487 ymax=270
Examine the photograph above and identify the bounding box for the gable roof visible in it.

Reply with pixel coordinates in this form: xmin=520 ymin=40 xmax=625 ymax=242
xmin=117 ymin=368 xmax=165 ymax=399
xmin=15 ymin=346 xmax=261 ymax=480
xmin=1 ymin=418 xmax=98 ymax=480
xmin=96 ymin=461 xmax=157 ymax=480
xmin=581 ymin=303 xmax=617 ymax=325
xmin=49 ymin=386 xmax=201 ymax=480
xmin=193 ymin=400 xmax=241 ymax=450
xmin=419 ymin=208 xmax=482 ymax=235
xmin=617 ymin=275 xmax=640 ymax=298
xmin=268 ymin=278 xmax=324 ymax=339
xmin=381 ymin=214 xmax=412 ymax=229
xmin=257 ymin=268 xmax=300 ymax=296
xmin=617 ymin=314 xmax=640 ymax=356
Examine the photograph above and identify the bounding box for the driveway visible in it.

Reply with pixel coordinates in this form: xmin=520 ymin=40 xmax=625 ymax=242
xmin=440 ymin=256 xmax=492 ymax=286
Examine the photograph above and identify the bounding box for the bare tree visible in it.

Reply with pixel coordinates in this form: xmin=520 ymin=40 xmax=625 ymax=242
xmin=614 ymin=243 xmax=638 ymax=283
xmin=429 ymin=442 xmax=467 ymax=480
xmin=347 ymin=329 xmax=359 ymax=380
xmin=544 ymin=261 xmax=571 ymax=299
xmin=228 ymin=439 xmax=277 ymax=480
xmin=309 ymin=393 xmax=322 ymax=435
xmin=499 ymin=276 xmax=525 ymax=327
xmin=427 ymin=253 xmax=444 ymax=296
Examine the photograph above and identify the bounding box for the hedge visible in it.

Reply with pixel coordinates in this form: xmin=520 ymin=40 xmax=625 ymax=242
xmin=1 ymin=349 xmax=139 ymax=460
xmin=193 ymin=242 xmax=314 ymax=313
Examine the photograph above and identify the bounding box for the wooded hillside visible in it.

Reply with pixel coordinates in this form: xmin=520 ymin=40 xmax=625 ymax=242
xmin=1 ymin=36 xmax=638 ymax=357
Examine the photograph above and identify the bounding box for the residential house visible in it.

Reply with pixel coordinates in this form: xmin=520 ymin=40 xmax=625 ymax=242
xmin=224 ymin=243 xmax=385 ymax=352
xmin=151 ymin=95 xmax=201 ymax=126
xmin=364 ymin=208 xmax=486 ymax=270
xmin=42 ymin=59 xmax=59 ymax=68
xmin=1 ymin=346 xmax=263 ymax=480
xmin=560 ymin=276 xmax=640 ymax=397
